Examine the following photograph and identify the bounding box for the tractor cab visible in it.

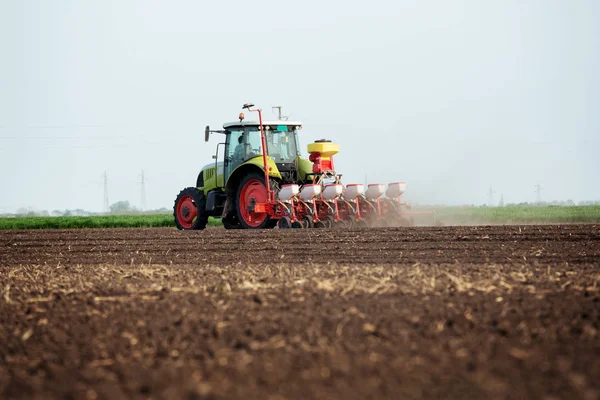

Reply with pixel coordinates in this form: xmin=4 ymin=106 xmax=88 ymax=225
xmin=221 ymin=120 xmax=304 ymax=185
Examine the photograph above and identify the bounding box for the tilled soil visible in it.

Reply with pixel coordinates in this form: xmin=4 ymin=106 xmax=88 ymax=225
xmin=0 ymin=225 xmax=599 ymax=400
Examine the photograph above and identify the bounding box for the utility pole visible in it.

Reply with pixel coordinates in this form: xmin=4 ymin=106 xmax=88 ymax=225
xmin=140 ymin=170 xmax=147 ymax=211
xmin=534 ymin=182 xmax=543 ymax=204
xmin=499 ymin=194 xmax=504 ymax=207
xmin=488 ymin=186 xmax=496 ymax=207
xmin=103 ymin=171 xmax=109 ymax=214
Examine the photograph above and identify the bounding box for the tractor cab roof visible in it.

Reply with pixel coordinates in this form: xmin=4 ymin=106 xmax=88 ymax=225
xmin=223 ymin=120 xmax=303 ymax=130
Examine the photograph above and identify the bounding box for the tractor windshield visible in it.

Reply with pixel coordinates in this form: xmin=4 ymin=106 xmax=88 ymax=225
xmin=247 ymin=126 xmax=299 ymax=163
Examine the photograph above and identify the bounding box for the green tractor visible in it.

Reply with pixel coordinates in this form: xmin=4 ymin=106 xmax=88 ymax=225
xmin=173 ymin=104 xmax=313 ymax=230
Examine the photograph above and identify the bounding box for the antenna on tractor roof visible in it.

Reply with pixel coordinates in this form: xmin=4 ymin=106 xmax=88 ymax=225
xmin=272 ymin=105 xmax=289 ymax=121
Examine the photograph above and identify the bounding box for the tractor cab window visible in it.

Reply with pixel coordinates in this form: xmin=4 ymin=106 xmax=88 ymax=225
xmin=245 ymin=128 xmax=264 ymax=159
xmin=227 ymin=129 xmax=245 ymax=166
xmin=240 ymin=125 xmax=299 ymax=163
xmin=265 ymin=126 xmax=298 ymax=163
xmin=227 ymin=128 xmax=263 ymax=165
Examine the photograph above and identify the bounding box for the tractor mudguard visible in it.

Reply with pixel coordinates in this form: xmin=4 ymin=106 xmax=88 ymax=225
xmin=224 ymin=157 xmax=282 ymax=200
xmin=196 ymin=170 xmax=204 ymax=188
xmin=242 ymin=156 xmax=281 ymax=179
xmin=227 ymin=156 xmax=282 ymax=186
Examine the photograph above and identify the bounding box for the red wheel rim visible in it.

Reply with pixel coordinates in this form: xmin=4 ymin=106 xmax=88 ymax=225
xmin=239 ymin=178 xmax=268 ymax=227
xmin=176 ymin=195 xmax=197 ymax=229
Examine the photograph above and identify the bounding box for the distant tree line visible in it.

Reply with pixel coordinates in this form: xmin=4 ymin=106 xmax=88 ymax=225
xmin=3 ymin=201 xmax=170 ymax=218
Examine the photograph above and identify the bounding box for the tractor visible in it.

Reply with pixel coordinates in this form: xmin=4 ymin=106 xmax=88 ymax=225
xmin=173 ymin=103 xmax=429 ymax=230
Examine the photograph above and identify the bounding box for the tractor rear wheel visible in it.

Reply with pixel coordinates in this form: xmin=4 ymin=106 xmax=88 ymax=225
xmin=235 ymin=172 xmax=276 ymax=229
xmin=173 ymin=187 xmax=208 ymax=230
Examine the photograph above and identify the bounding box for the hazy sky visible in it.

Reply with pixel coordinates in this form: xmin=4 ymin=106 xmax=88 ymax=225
xmin=1 ymin=0 xmax=598 ymax=213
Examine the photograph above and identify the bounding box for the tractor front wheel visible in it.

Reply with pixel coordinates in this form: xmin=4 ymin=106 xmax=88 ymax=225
xmin=173 ymin=187 xmax=208 ymax=230
xmin=235 ymin=172 xmax=276 ymax=229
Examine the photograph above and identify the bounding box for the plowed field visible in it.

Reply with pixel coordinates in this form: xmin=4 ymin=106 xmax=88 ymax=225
xmin=1 ymin=225 xmax=599 ymax=399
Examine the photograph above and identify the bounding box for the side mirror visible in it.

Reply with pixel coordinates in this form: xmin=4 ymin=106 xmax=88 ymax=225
xmin=205 ymin=126 xmax=210 ymax=142
xmin=211 ymin=155 xmax=217 ymax=159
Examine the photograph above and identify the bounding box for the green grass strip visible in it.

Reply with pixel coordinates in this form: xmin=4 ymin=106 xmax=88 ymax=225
xmin=0 ymin=215 xmax=221 ymax=230
xmin=1 ymin=205 xmax=599 ymax=230
xmin=429 ymin=205 xmax=600 ymax=225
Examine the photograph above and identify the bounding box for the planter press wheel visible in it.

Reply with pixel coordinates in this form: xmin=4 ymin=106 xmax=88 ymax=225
xmin=314 ymin=220 xmax=327 ymax=228
xmin=291 ymin=220 xmax=304 ymax=228
xmin=324 ymin=216 xmax=335 ymax=228
xmin=278 ymin=216 xmax=292 ymax=229
xmin=354 ymin=219 xmax=369 ymax=229
xmin=346 ymin=216 xmax=357 ymax=228
xmin=302 ymin=215 xmax=314 ymax=228
xmin=333 ymin=219 xmax=348 ymax=229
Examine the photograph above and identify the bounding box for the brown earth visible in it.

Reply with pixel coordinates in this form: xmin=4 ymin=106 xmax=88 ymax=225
xmin=0 ymin=225 xmax=599 ymax=400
